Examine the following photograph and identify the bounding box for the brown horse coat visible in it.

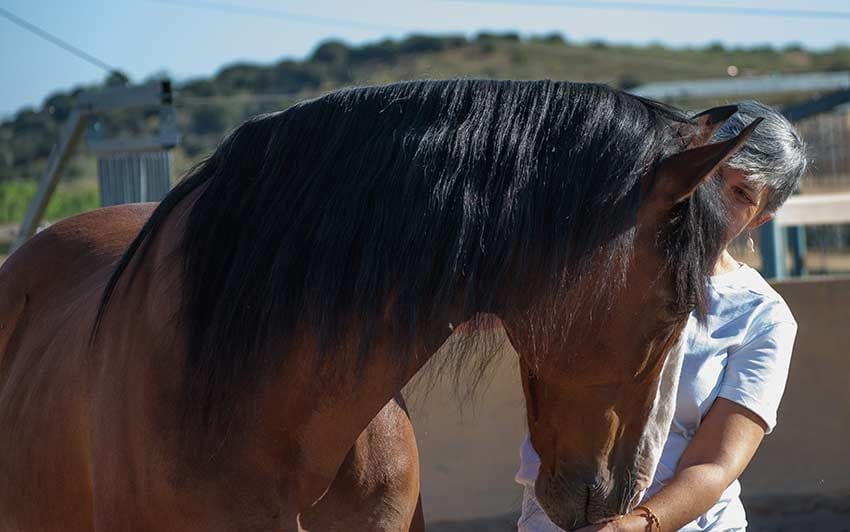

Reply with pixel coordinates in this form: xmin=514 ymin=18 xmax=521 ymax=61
xmin=1 ymin=80 xmax=759 ymax=530
xmin=0 ymin=204 xmax=423 ymax=532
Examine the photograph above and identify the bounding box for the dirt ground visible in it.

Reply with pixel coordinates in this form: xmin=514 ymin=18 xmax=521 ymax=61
xmin=428 ymin=494 xmax=850 ymax=531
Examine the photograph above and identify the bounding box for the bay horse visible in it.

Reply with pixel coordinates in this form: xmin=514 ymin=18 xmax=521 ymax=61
xmin=0 ymin=204 xmax=424 ymax=532
xmin=0 ymin=79 xmax=757 ymax=531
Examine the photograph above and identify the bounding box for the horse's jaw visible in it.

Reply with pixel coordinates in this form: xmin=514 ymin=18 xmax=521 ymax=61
xmin=631 ymin=329 xmax=687 ymax=502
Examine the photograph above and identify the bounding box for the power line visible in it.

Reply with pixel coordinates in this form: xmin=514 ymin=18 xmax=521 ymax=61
xmin=145 ymin=0 xmax=410 ymax=33
xmin=444 ymin=0 xmax=850 ymax=19
xmin=0 ymin=6 xmax=117 ymax=73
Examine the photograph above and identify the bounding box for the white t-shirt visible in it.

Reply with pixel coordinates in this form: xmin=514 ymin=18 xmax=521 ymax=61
xmin=516 ymin=264 xmax=798 ymax=531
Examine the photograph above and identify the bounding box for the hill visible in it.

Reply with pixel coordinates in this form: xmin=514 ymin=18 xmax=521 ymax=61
xmin=1 ymin=32 xmax=848 ymax=224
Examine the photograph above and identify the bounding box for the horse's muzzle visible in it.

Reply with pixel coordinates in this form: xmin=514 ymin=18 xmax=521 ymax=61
xmin=535 ymin=469 xmax=634 ymax=530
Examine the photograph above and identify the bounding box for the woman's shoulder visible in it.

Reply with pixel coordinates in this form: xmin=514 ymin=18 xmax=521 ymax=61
xmin=704 ymin=264 xmax=797 ymax=337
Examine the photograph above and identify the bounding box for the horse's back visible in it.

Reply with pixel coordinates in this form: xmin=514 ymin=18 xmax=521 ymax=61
xmin=0 ymin=203 xmax=153 ymax=295
xmin=0 ymin=204 xmax=153 ymax=531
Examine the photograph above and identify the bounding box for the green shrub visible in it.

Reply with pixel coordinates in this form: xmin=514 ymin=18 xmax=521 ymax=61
xmin=0 ymin=179 xmax=99 ymax=225
xmin=45 ymin=183 xmax=99 ymax=222
xmin=0 ymin=180 xmax=35 ymax=224
xmin=311 ymin=40 xmax=351 ymax=64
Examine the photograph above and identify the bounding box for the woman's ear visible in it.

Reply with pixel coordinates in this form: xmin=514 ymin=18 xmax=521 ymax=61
xmin=749 ymin=211 xmax=775 ymax=230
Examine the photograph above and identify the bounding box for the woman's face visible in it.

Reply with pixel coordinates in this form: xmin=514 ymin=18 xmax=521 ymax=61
xmin=720 ymin=166 xmax=773 ymax=244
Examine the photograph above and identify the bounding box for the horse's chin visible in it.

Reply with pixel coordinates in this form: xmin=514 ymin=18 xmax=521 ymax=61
xmin=585 ymin=487 xmax=647 ymax=526
xmin=630 ymin=487 xmax=648 ymax=508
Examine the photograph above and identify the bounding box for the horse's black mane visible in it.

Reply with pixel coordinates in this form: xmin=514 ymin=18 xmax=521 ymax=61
xmin=95 ymin=79 xmax=727 ymax=435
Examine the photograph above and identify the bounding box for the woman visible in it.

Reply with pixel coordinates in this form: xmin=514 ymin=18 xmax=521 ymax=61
xmin=516 ymin=101 xmax=808 ymax=532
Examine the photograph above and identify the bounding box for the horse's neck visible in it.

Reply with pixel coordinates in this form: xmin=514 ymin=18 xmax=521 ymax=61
xmin=251 ymin=317 xmax=455 ymax=492
xmin=135 ymin=198 xmax=455 ymax=506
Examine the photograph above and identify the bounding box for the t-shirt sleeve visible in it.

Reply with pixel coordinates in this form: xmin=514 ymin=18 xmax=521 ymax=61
xmin=718 ymin=320 xmax=798 ymax=434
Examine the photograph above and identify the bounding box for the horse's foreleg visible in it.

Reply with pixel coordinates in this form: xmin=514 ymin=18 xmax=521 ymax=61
xmin=408 ymin=493 xmax=425 ymax=532
xmin=299 ymin=394 xmax=422 ymax=532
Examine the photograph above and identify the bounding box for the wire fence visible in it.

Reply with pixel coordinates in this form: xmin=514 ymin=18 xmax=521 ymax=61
xmin=729 ymin=224 xmax=850 ymax=278
xmin=797 ymin=107 xmax=850 ymax=193
xmin=729 ymin=106 xmax=850 ymax=278
xmin=792 ymin=108 xmax=850 ymax=276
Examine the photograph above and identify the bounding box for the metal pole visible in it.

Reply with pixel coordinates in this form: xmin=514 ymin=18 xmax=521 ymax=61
xmin=788 ymin=226 xmax=807 ymax=277
xmin=11 ymin=81 xmax=175 ymax=252
xmin=11 ymin=109 xmax=88 ymax=252
xmin=759 ymin=219 xmax=787 ymax=280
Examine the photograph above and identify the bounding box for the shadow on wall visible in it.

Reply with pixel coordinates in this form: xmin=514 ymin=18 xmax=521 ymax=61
xmin=427 ymin=512 xmax=519 ymax=532
xmin=403 ymin=327 xmax=526 ymax=523
xmin=425 ymin=496 xmax=850 ymax=532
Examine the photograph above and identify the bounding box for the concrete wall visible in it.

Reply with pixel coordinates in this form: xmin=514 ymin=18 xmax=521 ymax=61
xmin=406 ymin=277 xmax=850 ymax=523
xmin=405 ymin=333 xmax=525 ymax=522
xmin=739 ymin=277 xmax=850 ymax=496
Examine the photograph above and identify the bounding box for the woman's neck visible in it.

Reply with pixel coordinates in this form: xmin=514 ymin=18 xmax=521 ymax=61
xmin=712 ymin=249 xmax=743 ymax=276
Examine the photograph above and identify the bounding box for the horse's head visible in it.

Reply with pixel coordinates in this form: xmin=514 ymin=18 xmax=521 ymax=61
xmin=503 ymin=107 xmax=761 ymax=529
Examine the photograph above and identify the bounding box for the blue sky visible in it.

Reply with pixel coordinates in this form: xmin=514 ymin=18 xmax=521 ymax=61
xmin=2 ymin=0 xmax=850 ymax=117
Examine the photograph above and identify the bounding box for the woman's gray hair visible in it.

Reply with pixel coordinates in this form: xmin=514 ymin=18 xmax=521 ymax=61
xmin=711 ymin=100 xmax=808 ymax=213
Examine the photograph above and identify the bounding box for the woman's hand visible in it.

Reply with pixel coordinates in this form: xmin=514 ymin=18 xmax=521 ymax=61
xmin=584 ymin=398 xmax=768 ymax=532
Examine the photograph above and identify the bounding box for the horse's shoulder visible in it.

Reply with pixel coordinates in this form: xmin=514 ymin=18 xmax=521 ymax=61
xmin=0 ymin=203 xmax=155 ymax=328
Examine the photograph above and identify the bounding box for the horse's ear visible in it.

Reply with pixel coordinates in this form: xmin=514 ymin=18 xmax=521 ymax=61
xmin=648 ymin=117 xmax=763 ymax=209
xmin=688 ymin=105 xmax=739 ymax=147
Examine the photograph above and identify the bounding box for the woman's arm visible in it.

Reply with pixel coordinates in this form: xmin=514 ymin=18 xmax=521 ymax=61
xmin=579 ymin=398 xmax=767 ymax=531
xmin=579 ymin=313 xmax=796 ymax=532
